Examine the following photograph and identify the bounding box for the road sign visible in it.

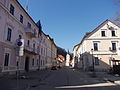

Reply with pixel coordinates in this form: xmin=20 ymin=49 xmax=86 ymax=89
xmin=16 ymin=39 xmax=24 ymax=56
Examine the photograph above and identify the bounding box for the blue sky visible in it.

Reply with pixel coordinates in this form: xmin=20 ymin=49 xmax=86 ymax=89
xmin=18 ymin=0 xmax=118 ymax=52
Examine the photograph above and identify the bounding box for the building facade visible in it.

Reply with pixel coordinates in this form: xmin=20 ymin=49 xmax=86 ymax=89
xmin=74 ymin=20 xmax=120 ymax=71
xmin=72 ymin=44 xmax=79 ymax=68
xmin=0 ymin=0 xmax=57 ymax=74
xmin=46 ymin=35 xmax=57 ymax=68
xmin=57 ymin=54 xmax=65 ymax=67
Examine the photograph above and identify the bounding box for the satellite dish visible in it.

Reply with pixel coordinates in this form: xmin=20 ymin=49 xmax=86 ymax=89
xmin=107 ymin=24 xmax=114 ymax=30
xmin=108 ymin=26 xmax=114 ymax=30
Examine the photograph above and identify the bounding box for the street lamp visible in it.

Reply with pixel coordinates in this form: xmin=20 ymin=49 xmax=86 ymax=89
xmin=91 ymin=49 xmax=94 ymax=71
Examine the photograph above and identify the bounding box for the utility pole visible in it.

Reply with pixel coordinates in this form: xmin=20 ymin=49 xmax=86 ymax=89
xmin=91 ymin=49 xmax=94 ymax=71
xmin=15 ymin=38 xmax=24 ymax=89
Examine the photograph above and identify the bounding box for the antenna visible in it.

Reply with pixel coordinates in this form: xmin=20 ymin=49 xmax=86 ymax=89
xmin=25 ymin=0 xmax=28 ymax=10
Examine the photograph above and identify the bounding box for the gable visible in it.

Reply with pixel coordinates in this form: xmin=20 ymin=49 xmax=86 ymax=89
xmin=86 ymin=20 xmax=120 ymax=39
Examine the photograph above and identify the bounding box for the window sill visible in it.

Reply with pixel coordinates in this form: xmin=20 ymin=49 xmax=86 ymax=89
xmin=5 ymin=40 xmax=12 ymax=43
xmin=111 ymin=36 xmax=117 ymax=37
xmin=110 ymin=50 xmax=116 ymax=52
xmin=94 ymin=50 xmax=98 ymax=51
xmin=101 ymin=36 xmax=107 ymax=37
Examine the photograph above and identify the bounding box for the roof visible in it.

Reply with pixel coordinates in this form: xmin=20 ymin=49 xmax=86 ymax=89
xmin=15 ymin=1 xmax=58 ymax=48
xmin=76 ymin=19 xmax=120 ymax=51
xmin=46 ymin=35 xmax=57 ymax=48
xmin=57 ymin=55 xmax=65 ymax=59
xmin=16 ymin=0 xmax=39 ymax=28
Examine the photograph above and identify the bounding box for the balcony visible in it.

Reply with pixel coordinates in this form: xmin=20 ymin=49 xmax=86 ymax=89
xmin=25 ymin=27 xmax=36 ymax=38
xmin=24 ymin=45 xmax=39 ymax=55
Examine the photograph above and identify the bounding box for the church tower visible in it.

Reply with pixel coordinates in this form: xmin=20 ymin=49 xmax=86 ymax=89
xmin=65 ymin=50 xmax=70 ymax=66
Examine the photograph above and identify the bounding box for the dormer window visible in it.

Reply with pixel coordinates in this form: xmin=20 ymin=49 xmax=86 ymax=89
xmin=101 ymin=31 xmax=105 ymax=37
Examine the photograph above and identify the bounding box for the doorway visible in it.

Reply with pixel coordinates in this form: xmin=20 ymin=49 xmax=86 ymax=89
xmin=25 ymin=56 xmax=29 ymax=72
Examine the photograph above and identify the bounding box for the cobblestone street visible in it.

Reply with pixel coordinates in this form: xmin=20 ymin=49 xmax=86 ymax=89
xmin=1 ymin=67 xmax=120 ymax=90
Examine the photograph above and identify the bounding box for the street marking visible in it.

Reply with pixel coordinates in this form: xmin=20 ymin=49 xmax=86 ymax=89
xmin=55 ymin=82 xmax=116 ymax=89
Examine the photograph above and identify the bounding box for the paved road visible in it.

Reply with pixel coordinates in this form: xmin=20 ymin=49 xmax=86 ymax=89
xmin=29 ymin=67 xmax=120 ymax=90
xmin=0 ymin=67 xmax=120 ymax=90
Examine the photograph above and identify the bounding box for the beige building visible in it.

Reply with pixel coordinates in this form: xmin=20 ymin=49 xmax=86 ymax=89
xmin=46 ymin=35 xmax=57 ymax=68
xmin=0 ymin=0 xmax=57 ymax=74
xmin=74 ymin=20 xmax=120 ymax=71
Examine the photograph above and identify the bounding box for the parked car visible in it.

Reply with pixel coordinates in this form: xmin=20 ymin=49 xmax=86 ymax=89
xmin=51 ymin=66 xmax=57 ymax=70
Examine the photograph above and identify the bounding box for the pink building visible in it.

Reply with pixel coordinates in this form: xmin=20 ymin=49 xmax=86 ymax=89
xmin=0 ymin=0 xmax=57 ymax=75
xmin=0 ymin=0 xmax=40 ymax=74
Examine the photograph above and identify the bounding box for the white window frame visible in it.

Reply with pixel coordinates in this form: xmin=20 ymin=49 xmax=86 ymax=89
xmin=111 ymin=41 xmax=118 ymax=51
xmin=111 ymin=29 xmax=117 ymax=37
xmin=3 ymin=48 xmax=11 ymax=67
xmin=93 ymin=41 xmax=100 ymax=51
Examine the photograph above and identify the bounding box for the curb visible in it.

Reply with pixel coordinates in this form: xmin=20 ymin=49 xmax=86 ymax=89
xmin=114 ymin=81 xmax=120 ymax=85
xmin=103 ymin=78 xmax=120 ymax=85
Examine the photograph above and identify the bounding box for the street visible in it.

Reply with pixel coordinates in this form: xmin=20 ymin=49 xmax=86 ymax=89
xmin=0 ymin=67 xmax=120 ymax=90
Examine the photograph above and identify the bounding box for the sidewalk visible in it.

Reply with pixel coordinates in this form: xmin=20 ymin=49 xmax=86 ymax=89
xmin=0 ymin=70 xmax=51 ymax=90
xmin=73 ymin=68 xmax=120 ymax=85
xmin=86 ymin=71 xmax=120 ymax=85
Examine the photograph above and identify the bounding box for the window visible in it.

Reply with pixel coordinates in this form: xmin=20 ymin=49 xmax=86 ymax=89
xmin=94 ymin=57 xmax=99 ymax=65
xmin=10 ymin=4 xmax=14 ymax=15
xmin=41 ymin=48 xmax=43 ymax=55
xmin=27 ymin=22 xmax=31 ymax=28
xmin=43 ymin=60 xmax=44 ymax=66
xmin=27 ymin=40 xmax=30 ymax=47
xmin=37 ymin=46 xmax=40 ymax=53
xmin=111 ymin=30 xmax=116 ymax=36
xmin=33 ymin=43 xmax=35 ymax=51
xmin=41 ymin=60 xmax=42 ymax=66
xmin=34 ymin=29 xmax=37 ymax=36
xmin=37 ymin=59 xmax=39 ymax=66
xmin=7 ymin=28 xmax=12 ymax=41
xmin=4 ymin=53 xmax=9 ymax=66
xmin=93 ymin=43 xmax=98 ymax=51
xmin=32 ymin=59 xmax=34 ymax=66
xmin=20 ymin=15 xmax=23 ymax=23
xmin=101 ymin=31 xmax=105 ymax=37
xmin=112 ymin=43 xmax=116 ymax=51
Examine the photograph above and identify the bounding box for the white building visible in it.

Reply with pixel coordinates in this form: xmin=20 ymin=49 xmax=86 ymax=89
xmin=73 ymin=20 xmax=120 ymax=71
xmin=66 ymin=51 xmax=70 ymax=66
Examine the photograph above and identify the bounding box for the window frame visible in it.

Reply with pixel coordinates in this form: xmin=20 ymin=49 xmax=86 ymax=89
xmin=10 ymin=4 xmax=14 ymax=15
xmin=27 ymin=40 xmax=30 ymax=47
xmin=32 ymin=59 xmax=34 ymax=66
xmin=112 ymin=42 xmax=116 ymax=51
xmin=101 ymin=31 xmax=106 ymax=37
xmin=20 ymin=14 xmax=23 ymax=23
xmin=111 ymin=30 xmax=116 ymax=37
xmin=27 ymin=22 xmax=31 ymax=28
xmin=4 ymin=53 xmax=10 ymax=66
xmin=7 ymin=28 xmax=12 ymax=41
xmin=94 ymin=57 xmax=99 ymax=65
xmin=93 ymin=42 xmax=98 ymax=51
